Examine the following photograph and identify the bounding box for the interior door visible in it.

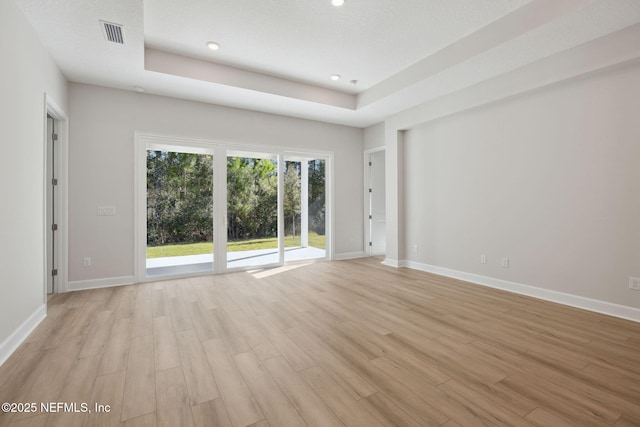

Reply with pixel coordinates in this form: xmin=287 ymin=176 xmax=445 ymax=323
xmin=46 ymin=115 xmax=57 ymax=294
xmin=369 ymin=150 xmax=386 ymax=256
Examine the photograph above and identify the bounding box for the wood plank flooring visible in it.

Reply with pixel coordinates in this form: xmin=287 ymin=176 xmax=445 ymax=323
xmin=1 ymin=258 xmax=639 ymax=426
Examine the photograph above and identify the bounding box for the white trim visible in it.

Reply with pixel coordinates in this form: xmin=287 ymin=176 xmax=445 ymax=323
xmin=136 ymin=133 xmax=335 ymax=159
xmin=364 ymin=147 xmax=386 ymax=258
xmin=383 ymin=258 xmax=401 ymax=268
xmin=213 ymin=147 xmax=227 ymax=274
xmin=363 ymin=151 xmax=371 ymax=257
xmin=402 ymin=260 xmax=640 ymax=323
xmin=44 ymin=95 xmax=69 ymax=294
xmin=334 ymin=251 xmax=366 ymax=261
xmin=67 ymin=276 xmax=135 ymax=291
xmin=134 ymin=133 xmax=148 ymax=283
xmin=363 ymin=147 xmax=386 ymax=258
xmin=277 ymin=153 xmax=285 ymax=266
xmin=42 ymin=100 xmax=48 ymax=300
xmin=300 ymin=160 xmax=309 ymax=248
xmin=0 ymin=305 xmax=46 ymax=367
xmin=327 ymin=154 xmax=335 ymax=261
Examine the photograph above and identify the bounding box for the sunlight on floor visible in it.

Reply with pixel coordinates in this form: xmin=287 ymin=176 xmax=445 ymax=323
xmin=248 ymin=261 xmax=316 ymax=279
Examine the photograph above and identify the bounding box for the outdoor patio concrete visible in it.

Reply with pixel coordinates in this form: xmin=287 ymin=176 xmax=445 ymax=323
xmin=146 ymin=246 xmax=326 ymax=277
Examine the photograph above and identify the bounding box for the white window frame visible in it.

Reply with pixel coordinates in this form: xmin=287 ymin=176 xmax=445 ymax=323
xmin=134 ymin=133 xmax=333 ymax=283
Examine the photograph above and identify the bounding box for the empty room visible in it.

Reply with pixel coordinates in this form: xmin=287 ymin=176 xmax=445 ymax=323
xmin=1 ymin=0 xmax=640 ymax=426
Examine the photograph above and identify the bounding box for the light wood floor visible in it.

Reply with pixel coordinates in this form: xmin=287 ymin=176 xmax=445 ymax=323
xmin=1 ymin=258 xmax=639 ymax=426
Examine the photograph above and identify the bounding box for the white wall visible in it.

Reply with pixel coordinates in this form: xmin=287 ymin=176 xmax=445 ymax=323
xmin=68 ymin=83 xmax=364 ymax=283
xmin=364 ymin=122 xmax=385 ymax=150
xmin=0 ymin=0 xmax=68 ymax=357
xmin=402 ymin=62 xmax=640 ymax=310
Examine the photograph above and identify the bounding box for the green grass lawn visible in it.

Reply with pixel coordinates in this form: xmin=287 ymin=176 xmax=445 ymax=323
xmin=147 ymin=232 xmax=326 ymax=258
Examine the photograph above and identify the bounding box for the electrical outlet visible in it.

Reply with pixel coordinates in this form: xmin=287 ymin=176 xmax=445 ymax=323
xmin=501 ymin=257 xmax=509 ymax=268
xmin=413 ymin=244 xmax=419 ymax=253
xmin=83 ymin=257 xmax=91 ymax=267
xmin=480 ymin=254 xmax=487 ymax=264
xmin=630 ymin=277 xmax=640 ymax=291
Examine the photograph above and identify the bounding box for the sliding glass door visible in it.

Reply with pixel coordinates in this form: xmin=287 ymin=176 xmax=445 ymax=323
xmin=145 ymin=146 xmax=214 ymax=277
xmin=283 ymin=156 xmax=326 ymax=262
xmin=136 ymin=134 xmax=332 ymax=282
xmin=226 ymin=151 xmax=282 ymax=270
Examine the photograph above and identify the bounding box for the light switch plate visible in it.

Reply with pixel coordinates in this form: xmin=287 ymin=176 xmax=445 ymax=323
xmin=97 ymin=206 xmax=116 ymax=216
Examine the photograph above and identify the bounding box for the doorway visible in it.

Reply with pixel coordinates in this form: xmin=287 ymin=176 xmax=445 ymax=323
xmin=226 ymin=150 xmax=281 ymax=270
xmin=44 ymin=97 xmax=68 ymax=295
xmin=145 ymin=145 xmax=215 ymax=277
xmin=135 ymin=134 xmax=333 ymax=282
xmin=366 ymin=149 xmax=386 ymax=256
xmin=283 ymin=156 xmax=327 ymax=262
xmin=46 ymin=115 xmax=57 ymax=294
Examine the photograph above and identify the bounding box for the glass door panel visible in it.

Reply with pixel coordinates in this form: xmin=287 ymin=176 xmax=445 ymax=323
xmin=284 ymin=161 xmax=302 ymax=250
xmin=146 ymin=149 xmax=214 ymax=277
xmin=226 ymin=151 xmax=280 ymax=269
xmin=284 ymin=157 xmax=326 ymax=262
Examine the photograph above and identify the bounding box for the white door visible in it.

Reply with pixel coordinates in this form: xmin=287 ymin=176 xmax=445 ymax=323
xmin=46 ymin=115 xmax=57 ymax=293
xmin=368 ymin=150 xmax=386 ymax=256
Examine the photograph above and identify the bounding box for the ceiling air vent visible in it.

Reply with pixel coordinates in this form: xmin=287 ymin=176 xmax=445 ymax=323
xmin=100 ymin=20 xmax=125 ymax=44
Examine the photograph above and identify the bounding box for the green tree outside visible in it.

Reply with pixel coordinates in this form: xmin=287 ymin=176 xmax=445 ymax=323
xmin=146 ymin=151 xmax=326 ymax=255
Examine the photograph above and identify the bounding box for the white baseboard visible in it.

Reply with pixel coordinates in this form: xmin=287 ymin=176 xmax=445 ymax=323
xmin=383 ymin=258 xmax=401 ymax=268
xmin=401 ymin=260 xmax=640 ymax=323
xmin=0 ymin=304 xmax=46 ymax=367
xmin=334 ymin=251 xmax=366 ymax=261
xmin=67 ymin=275 xmax=135 ymax=291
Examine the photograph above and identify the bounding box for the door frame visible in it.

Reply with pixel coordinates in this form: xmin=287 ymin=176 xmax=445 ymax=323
xmin=134 ymin=133 xmax=334 ymax=283
xmin=224 ymin=149 xmax=283 ymax=272
xmin=363 ymin=147 xmax=385 ymax=257
xmin=44 ymin=95 xmax=69 ymax=295
xmin=135 ymin=134 xmax=218 ymax=283
xmin=282 ymin=154 xmax=331 ymax=263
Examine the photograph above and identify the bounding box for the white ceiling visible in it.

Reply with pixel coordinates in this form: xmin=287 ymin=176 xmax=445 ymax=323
xmin=14 ymin=0 xmax=640 ymax=127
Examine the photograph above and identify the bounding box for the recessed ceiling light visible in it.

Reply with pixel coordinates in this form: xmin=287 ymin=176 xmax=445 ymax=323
xmin=133 ymin=85 xmax=144 ymax=93
xmin=350 ymin=80 xmax=358 ymax=85
xmin=332 ymin=0 xmax=346 ymax=6
xmin=330 ymin=74 xmax=341 ymax=81
xmin=207 ymin=41 xmax=220 ymax=51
